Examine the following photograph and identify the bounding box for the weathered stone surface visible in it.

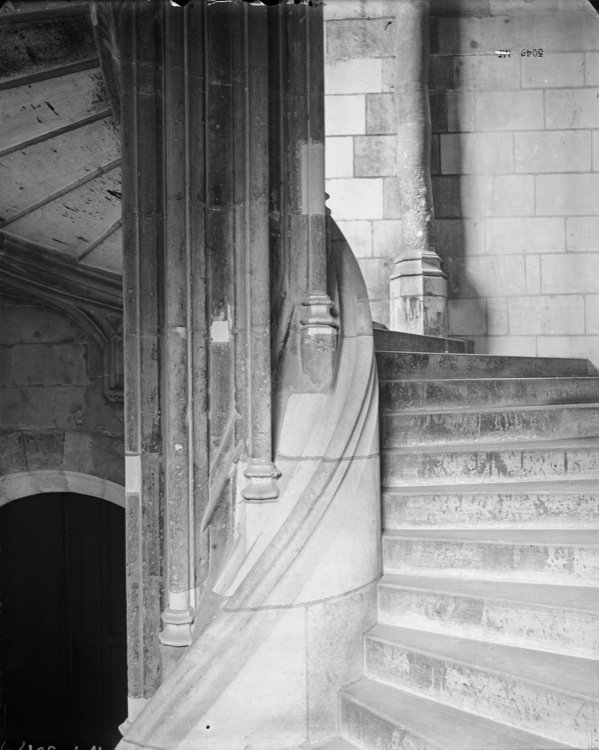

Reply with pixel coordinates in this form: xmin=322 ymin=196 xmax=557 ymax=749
xmin=0 ymin=386 xmax=54 ymax=429
xmin=545 ymin=88 xmax=599 ymax=129
xmin=12 ymin=343 xmax=88 ymax=386
xmin=486 ymin=217 xmax=564 ymax=255
xmin=0 ymin=431 xmax=26 ymax=474
xmin=515 ymin=130 xmax=591 ymax=173
xmin=341 ymin=677 xmax=565 ymax=750
xmin=23 ymin=430 xmax=65 ymax=469
xmin=0 ymin=346 xmax=12 ymax=385
xmin=0 ymin=306 xmax=87 ymax=345
xmin=567 ymin=217 xmax=599 ymax=252
xmin=378 ymin=575 xmax=599 ymax=658
xmin=381 ymin=403 xmax=599 ymax=447
xmin=326 ymin=136 xmax=354 ymax=178
xmin=509 ymin=296 xmax=585 ymax=335
xmin=383 ymin=481 xmax=599 ymax=529
xmin=325 ymin=94 xmax=366 ymax=135
xmin=365 ymin=93 xmax=396 ymax=135
xmin=327 ymin=177 xmax=384 ymax=220
xmin=366 ymin=624 xmax=599 ymax=745
xmin=537 ymin=174 xmax=599 ymax=216
xmin=447 ymin=90 xmax=544 ymax=132
xmin=440 ymin=132 xmax=513 ymax=174
xmin=541 ymin=253 xmax=599 ymax=294
xmin=325 ymin=58 xmax=383 ymax=95
xmin=379 ymin=375 xmax=599 ymax=411
xmin=382 ymin=441 xmax=599 ymax=485
xmin=326 ymin=18 xmax=396 ymax=60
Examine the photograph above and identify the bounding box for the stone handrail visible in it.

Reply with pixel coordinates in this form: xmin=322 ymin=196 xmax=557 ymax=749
xmin=117 ymin=216 xmax=381 ymax=748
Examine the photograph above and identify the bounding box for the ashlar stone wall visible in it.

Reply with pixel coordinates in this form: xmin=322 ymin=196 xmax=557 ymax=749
xmin=324 ymin=0 xmax=599 ymax=362
xmin=0 ymin=294 xmax=124 ymax=486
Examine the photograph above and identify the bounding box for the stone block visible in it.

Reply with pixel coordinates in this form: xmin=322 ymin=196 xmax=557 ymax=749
xmin=515 ymin=131 xmax=591 ymax=173
xmin=325 ymin=94 xmax=366 ymax=136
xmin=536 ymin=174 xmax=599 ymax=216
xmin=382 ymin=58 xmax=395 ymax=92
xmin=0 ymin=294 xmax=18 ymax=306
xmin=325 ymin=59 xmax=382 ymax=95
xmin=306 ymin=585 xmax=378 ymax=744
xmin=487 ymin=298 xmax=509 ymax=335
xmin=373 ymin=219 xmax=402 ymax=261
xmin=486 ymin=218 xmax=565 ymax=255
xmin=455 ymin=54 xmax=520 ymax=91
xmin=586 ymin=295 xmax=599 ymax=334
xmin=525 ymin=255 xmax=541 ymax=294
xmin=431 ymin=134 xmax=441 ymax=175
xmin=0 ymin=386 xmax=54 ymax=429
xmin=473 ymin=335 xmax=536 ymax=356
xmin=365 ymin=93 xmax=395 ymax=135
xmin=370 ymin=299 xmax=390 ymax=328
xmin=326 ymin=18 xmax=395 ymax=60
xmin=431 ymin=0 xmax=491 ymax=15
xmin=0 ymin=306 xmax=85 ymax=346
xmin=54 ymin=385 xmax=86 ymax=430
xmin=23 ymin=431 xmax=65 ymax=470
xmin=508 ymin=296 xmax=585 ymax=335
xmin=0 ymin=432 xmax=26 ymax=474
xmin=335 ymin=220 xmax=373 ymax=257
xmin=12 ymin=343 xmax=88 ymax=386
xmin=429 ymin=55 xmax=455 ymax=92
xmin=430 ymin=92 xmax=448 ymax=133
xmin=448 ymin=298 xmax=487 ymax=336
xmin=357 ymin=257 xmax=391 ymax=300
xmin=448 ymin=91 xmax=544 ymax=132
xmin=432 ymin=175 xmax=461 ymax=218
xmin=545 ymin=89 xmax=599 ymax=129
xmin=383 ymin=177 xmax=401 ymax=219
xmin=435 ymin=218 xmax=485 ymax=258
xmin=585 ymin=52 xmax=599 ymax=86
xmin=537 ymin=335 xmax=599 ymax=360
xmin=437 ymin=13 xmax=598 ymax=55
xmin=490 ymin=0 xmax=559 ymax=11
xmin=326 ymin=178 xmax=384 ymax=220
xmin=0 ymin=346 xmax=12 ymax=385
xmin=446 ymin=255 xmax=526 ymax=297
xmin=354 ymin=135 xmax=396 ymax=177
xmin=325 ymin=136 xmax=354 ymax=178
xmin=541 ymin=253 xmax=599 ymax=294
xmin=324 ymin=0 xmax=400 ymax=21
xmin=440 ymin=132 xmax=514 ymax=174
xmin=567 ymin=217 xmax=599 ymax=252
xmin=594 ymin=131 xmax=599 ymax=171
xmin=522 ymin=52 xmax=584 ymax=89
xmin=435 ymin=175 xmax=534 ymax=218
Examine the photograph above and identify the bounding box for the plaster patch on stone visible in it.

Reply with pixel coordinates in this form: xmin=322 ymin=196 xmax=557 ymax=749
xmin=300 ymin=141 xmax=325 ymax=216
xmin=210 ymin=319 xmax=230 ymax=343
xmin=125 ymin=454 xmax=141 ymax=494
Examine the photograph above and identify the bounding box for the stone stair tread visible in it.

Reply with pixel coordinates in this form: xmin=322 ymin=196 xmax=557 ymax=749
xmin=383 ymin=528 xmax=599 ymax=545
xmin=382 ymin=436 xmax=599 ymax=455
xmin=342 ymin=678 xmax=571 ymax=750
xmin=367 ymin=624 xmax=599 ymax=700
xmin=382 ymin=478 xmax=599 ymax=494
xmin=382 ymin=401 xmax=599 ymax=416
xmin=312 ymin=739 xmax=359 ymax=750
xmin=379 ymin=573 xmax=599 ymax=612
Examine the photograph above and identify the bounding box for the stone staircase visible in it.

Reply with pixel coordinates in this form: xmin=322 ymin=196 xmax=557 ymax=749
xmin=325 ymin=332 xmax=599 ymax=750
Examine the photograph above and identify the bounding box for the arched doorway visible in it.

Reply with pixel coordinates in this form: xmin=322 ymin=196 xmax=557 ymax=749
xmin=0 ymin=492 xmax=127 ymax=749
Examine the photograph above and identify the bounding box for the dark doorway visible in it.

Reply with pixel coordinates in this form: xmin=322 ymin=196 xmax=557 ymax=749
xmin=0 ymin=492 xmax=127 ymax=749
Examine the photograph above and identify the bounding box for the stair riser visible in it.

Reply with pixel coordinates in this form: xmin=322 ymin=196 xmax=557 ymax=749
xmin=381 ymin=406 xmax=599 ymax=447
xmin=340 ymin=696 xmax=439 ymax=750
xmin=383 ymin=538 xmax=599 ymax=585
xmin=365 ymin=637 xmax=599 ymax=747
xmin=378 ymin=586 xmax=599 ymax=659
xmin=383 ymin=491 xmax=599 ymax=529
xmin=382 ymin=446 xmax=599 ymax=486
xmin=376 ymin=352 xmax=590 ymax=381
xmin=379 ymin=378 xmax=599 ymax=412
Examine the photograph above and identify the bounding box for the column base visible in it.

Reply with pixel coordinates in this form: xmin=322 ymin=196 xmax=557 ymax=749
xmin=390 ymin=272 xmax=448 ymax=338
xmin=242 ymin=460 xmax=281 ymax=502
xmin=159 ymin=606 xmax=194 ymax=647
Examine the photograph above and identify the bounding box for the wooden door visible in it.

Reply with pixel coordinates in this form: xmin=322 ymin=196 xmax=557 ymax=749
xmin=0 ymin=493 xmax=127 ymax=749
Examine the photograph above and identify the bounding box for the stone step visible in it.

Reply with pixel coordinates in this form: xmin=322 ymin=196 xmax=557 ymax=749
xmin=377 ymin=574 xmax=599 ymax=658
xmin=373 ymin=328 xmax=471 ymax=354
xmin=365 ymin=624 xmax=599 ymax=747
xmin=376 ymin=351 xmax=593 ymax=381
xmin=381 ymin=403 xmax=599 ymax=448
xmin=383 ymin=480 xmax=599 ymax=529
xmin=312 ymin=739 xmax=359 ymax=750
xmin=382 ymin=438 xmax=599 ymax=486
xmin=382 ymin=529 xmax=599 ymax=585
xmin=340 ymin=678 xmax=569 ymax=750
xmin=379 ymin=376 xmax=599 ymax=412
